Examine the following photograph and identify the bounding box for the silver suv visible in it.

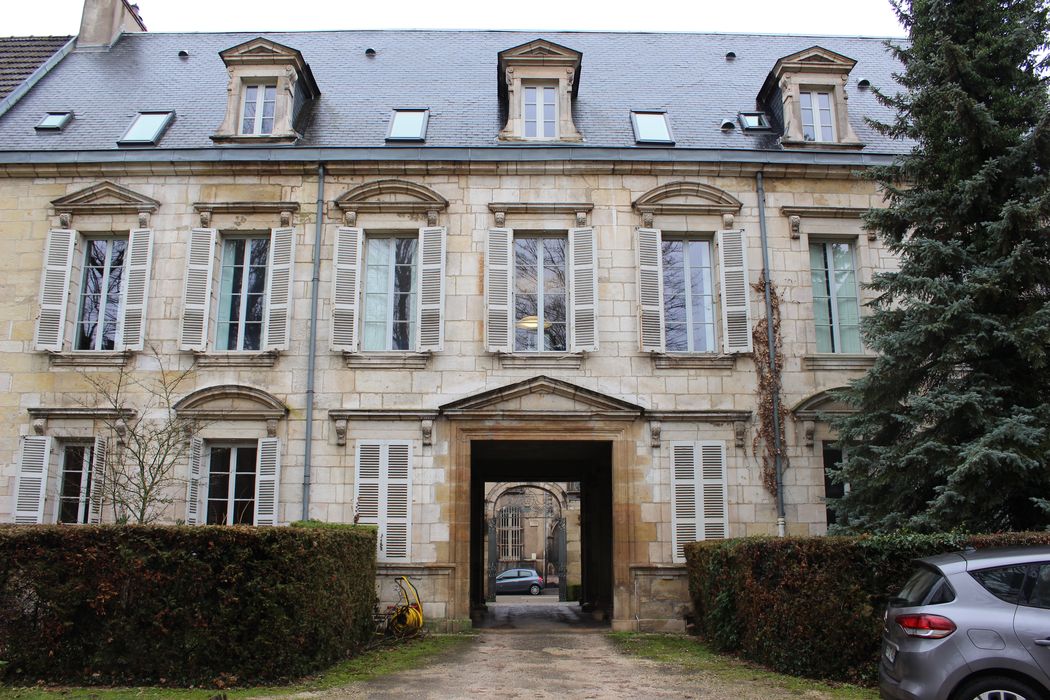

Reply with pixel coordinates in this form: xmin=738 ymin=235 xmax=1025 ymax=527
xmin=881 ymin=546 xmax=1050 ymax=700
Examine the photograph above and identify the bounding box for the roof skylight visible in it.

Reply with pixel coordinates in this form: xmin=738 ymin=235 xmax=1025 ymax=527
xmin=631 ymin=111 xmax=674 ymax=144
xmin=35 ymin=112 xmax=72 ymax=131
xmin=118 ymin=111 xmax=174 ymax=145
xmin=387 ymin=109 xmax=429 ymax=141
xmin=739 ymin=112 xmax=770 ymax=130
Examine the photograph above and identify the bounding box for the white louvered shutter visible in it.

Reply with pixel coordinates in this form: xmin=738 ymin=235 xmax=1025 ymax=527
xmin=179 ymin=228 xmax=216 ymax=351
xmin=185 ymin=437 xmax=204 ymax=525
xmin=331 ymin=227 xmax=363 ymax=352
xmin=354 ymin=441 xmax=412 ymax=562
xmin=383 ymin=442 xmax=412 ymax=561
xmin=670 ymin=441 xmax=728 ymax=564
xmin=670 ymin=442 xmax=698 ymax=564
xmin=34 ymin=229 xmax=76 ymax=351
xmin=264 ymin=227 xmax=296 ymax=351
xmin=569 ymin=227 xmax=598 ymax=352
xmin=636 ymin=228 xmax=665 ymax=353
xmin=116 ymin=228 xmax=154 ymax=351
xmin=485 ymin=228 xmax=513 ymax=353
xmin=88 ymin=435 xmax=107 ymax=524
xmin=718 ymin=229 xmax=753 ymax=353
xmin=699 ymin=441 xmax=729 ymax=540
xmin=14 ymin=436 xmax=52 ymax=524
xmin=354 ymin=441 xmax=381 ymax=528
xmin=254 ymin=437 xmax=281 ymax=526
xmin=416 ymin=226 xmax=446 ymax=352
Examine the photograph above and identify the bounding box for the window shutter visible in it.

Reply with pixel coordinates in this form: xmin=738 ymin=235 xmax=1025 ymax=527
xmin=88 ymin=435 xmax=107 ymax=524
xmin=569 ymin=227 xmax=598 ymax=352
xmin=179 ymin=228 xmax=216 ymax=351
xmin=699 ymin=441 xmax=729 ymax=540
xmin=264 ymin=227 xmax=296 ymax=351
xmin=354 ymin=440 xmax=412 ymax=562
xmin=254 ymin=437 xmax=281 ymax=526
xmin=185 ymin=436 xmax=204 ymax=525
xmin=485 ymin=228 xmax=513 ymax=353
xmin=14 ymin=436 xmax=51 ymax=524
xmin=34 ymin=228 xmax=76 ymax=351
xmin=117 ymin=227 xmax=154 ymax=351
xmin=383 ymin=441 xmax=412 ymax=561
xmin=636 ymin=228 xmax=665 ymax=353
xmin=416 ymin=226 xmax=446 ymax=352
xmin=331 ymin=227 xmax=363 ymax=352
xmin=670 ymin=441 xmax=698 ymax=564
xmin=670 ymin=441 xmax=728 ymax=564
xmin=717 ymin=229 xmax=753 ymax=353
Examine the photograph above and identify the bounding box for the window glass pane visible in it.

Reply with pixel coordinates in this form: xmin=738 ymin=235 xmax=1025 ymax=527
xmin=76 ymin=238 xmax=126 ymax=351
xmin=362 ymin=237 xmax=416 ymax=351
xmin=38 ymin=112 xmax=70 ymax=129
xmin=524 ymin=87 xmax=537 ymax=137
xmin=1029 ymin=565 xmax=1050 ymax=610
xmin=390 ymin=110 xmax=427 ymax=139
xmin=543 ymin=87 xmax=556 ymax=137
xmin=634 ymin=112 xmax=671 ymax=142
xmin=241 ymin=86 xmax=258 ymax=134
xmin=800 ymin=92 xmax=815 ymax=141
xmin=972 ymin=565 xmax=1028 ymax=604
xmin=818 ymin=92 xmax=834 ymax=141
xmin=122 ymin=113 xmax=171 ymax=143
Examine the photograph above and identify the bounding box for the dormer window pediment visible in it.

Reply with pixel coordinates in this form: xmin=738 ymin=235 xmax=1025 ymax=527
xmin=760 ymin=45 xmax=863 ymax=150
xmin=211 ymin=37 xmax=321 ymax=146
xmin=497 ymin=39 xmax=583 ymax=143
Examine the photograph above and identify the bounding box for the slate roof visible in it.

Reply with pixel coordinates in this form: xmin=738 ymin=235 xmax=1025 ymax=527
xmin=0 ymin=36 xmax=72 ymax=101
xmin=0 ymin=30 xmax=908 ymax=156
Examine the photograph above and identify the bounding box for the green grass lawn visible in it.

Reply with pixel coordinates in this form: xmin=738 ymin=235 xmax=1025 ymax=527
xmin=0 ymin=634 xmax=475 ymax=700
xmin=609 ymin=632 xmax=878 ymax=700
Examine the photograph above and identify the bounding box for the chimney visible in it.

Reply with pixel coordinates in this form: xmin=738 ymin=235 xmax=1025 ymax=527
xmin=77 ymin=0 xmax=147 ymax=49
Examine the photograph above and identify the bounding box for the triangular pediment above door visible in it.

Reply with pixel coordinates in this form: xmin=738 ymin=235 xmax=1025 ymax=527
xmin=440 ymin=375 xmax=645 ymax=419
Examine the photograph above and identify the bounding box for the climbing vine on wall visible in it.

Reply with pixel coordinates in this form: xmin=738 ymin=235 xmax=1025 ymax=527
xmin=751 ymin=272 xmax=789 ymax=497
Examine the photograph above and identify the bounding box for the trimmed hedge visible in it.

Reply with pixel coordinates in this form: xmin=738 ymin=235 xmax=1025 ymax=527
xmin=686 ymin=532 xmax=1050 ymax=684
xmin=0 ymin=524 xmax=377 ymax=686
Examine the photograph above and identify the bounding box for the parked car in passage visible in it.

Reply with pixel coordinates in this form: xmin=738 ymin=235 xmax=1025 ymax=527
xmin=880 ymin=546 xmax=1050 ymax=700
xmin=495 ymin=568 xmax=544 ymax=595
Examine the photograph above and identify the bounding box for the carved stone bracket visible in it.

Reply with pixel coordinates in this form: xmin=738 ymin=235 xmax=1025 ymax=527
xmin=32 ymin=419 xmax=46 ymax=435
xmin=789 ymin=215 xmax=802 ymax=239
xmin=650 ymin=421 xmax=662 ymax=448
xmin=266 ymin=419 xmax=279 ymax=438
xmin=641 ymin=211 xmax=654 ymax=228
xmin=421 ymin=419 xmax=434 ymax=446
xmin=803 ymin=420 xmax=816 ymax=448
xmin=494 ymin=210 xmax=506 ymax=227
xmin=59 ymin=212 xmax=72 ymax=228
xmin=280 ymin=209 xmax=292 ymax=227
xmin=344 ymin=210 xmax=357 ymax=227
xmin=734 ymin=421 xmax=747 ymax=449
xmin=576 ymin=210 xmax=588 ymax=227
xmin=722 ymin=213 xmax=735 ymax=229
xmin=334 ymin=418 xmax=348 ymax=446
xmin=427 ymin=209 xmax=439 ymax=227
xmin=199 ymin=210 xmax=211 ymax=228
xmin=138 ymin=211 xmax=150 ymax=228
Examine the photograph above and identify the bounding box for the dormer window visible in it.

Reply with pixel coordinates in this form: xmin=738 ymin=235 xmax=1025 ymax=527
xmin=240 ymin=83 xmax=277 ymax=136
xmin=497 ymin=39 xmax=583 ymax=143
xmin=212 ymin=37 xmax=320 ymax=146
xmin=759 ymin=46 xmax=863 ymax=150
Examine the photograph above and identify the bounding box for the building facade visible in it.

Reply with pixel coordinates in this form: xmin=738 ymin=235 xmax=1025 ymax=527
xmin=0 ymin=0 xmax=904 ymax=630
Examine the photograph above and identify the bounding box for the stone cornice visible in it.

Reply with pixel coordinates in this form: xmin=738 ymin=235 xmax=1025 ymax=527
xmin=28 ymin=407 xmax=137 ymax=421
xmin=646 ymin=410 xmax=752 ymax=423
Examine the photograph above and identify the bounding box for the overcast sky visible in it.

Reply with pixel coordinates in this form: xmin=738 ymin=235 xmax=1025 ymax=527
xmin=3 ymin=0 xmax=907 ymax=37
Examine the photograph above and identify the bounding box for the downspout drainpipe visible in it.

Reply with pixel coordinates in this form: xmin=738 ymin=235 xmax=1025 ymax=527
xmin=756 ymin=172 xmax=786 ymax=537
xmin=302 ymin=163 xmax=325 ymax=521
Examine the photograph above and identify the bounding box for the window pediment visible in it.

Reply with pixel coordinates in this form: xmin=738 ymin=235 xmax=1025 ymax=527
xmin=334 ymin=179 xmax=449 ymax=225
xmin=497 ymin=39 xmax=583 ymax=142
xmin=440 ymin=375 xmax=645 ymax=419
xmin=791 ymin=388 xmax=855 ymax=421
xmin=174 ymin=384 xmax=288 ymax=422
xmin=633 ymin=181 xmax=742 ymax=224
xmin=51 ymin=181 xmax=159 ymax=225
xmin=770 ymin=46 xmax=858 ymax=77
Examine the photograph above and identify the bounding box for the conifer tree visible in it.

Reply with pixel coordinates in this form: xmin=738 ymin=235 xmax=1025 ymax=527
xmin=831 ymin=0 xmax=1050 ymax=532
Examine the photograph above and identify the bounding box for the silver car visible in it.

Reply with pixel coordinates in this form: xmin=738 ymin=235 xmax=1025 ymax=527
xmin=881 ymin=546 xmax=1050 ymax=700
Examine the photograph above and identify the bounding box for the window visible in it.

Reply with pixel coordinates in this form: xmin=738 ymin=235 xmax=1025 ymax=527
xmin=513 ymin=235 xmax=567 ymax=352
xmin=240 ymin=83 xmax=277 ymax=136
xmin=36 ymin=112 xmax=72 ymax=130
xmin=75 ymin=237 xmax=126 ymax=351
xmin=636 ymin=228 xmax=753 ymax=355
xmin=387 ymin=109 xmax=429 ymax=141
xmin=486 ymin=227 xmax=596 ymax=354
xmin=523 ymin=85 xmax=556 ymax=139
xmin=216 ymin=236 xmax=269 ymax=351
xmin=972 ymin=566 xmax=1029 ymax=604
xmin=58 ymin=444 xmax=94 ymax=524
xmin=205 ymin=444 xmax=257 ymax=525
xmin=1028 ymin=564 xmax=1050 ymax=609
xmin=179 ymin=227 xmax=295 ymax=354
xmin=670 ymin=441 xmax=728 ymax=563
xmin=738 ymin=112 xmax=769 ymax=130
xmin=810 ymin=241 xmax=861 ymax=353
xmin=662 ymin=238 xmax=716 ymax=353
xmin=631 ymin=111 xmax=674 ymax=144
xmin=34 ymin=227 xmax=154 ymax=353
xmin=822 ymin=444 xmax=847 ymax=526
xmin=498 ymin=507 xmax=524 ymax=560
xmin=329 ymin=226 xmax=446 ymax=354
xmin=363 ymin=236 xmax=417 ymax=351
xmin=186 ymin=436 xmax=280 ymax=526
xmin=800 ymin=91 xmax=834 ymax=142
xmin=354 ymin=441 xmax=412 ymax=562
xmin=118 ymin=111 xmax=174 ymax=145
xmin=896 ymin=565 xmax=956 ymax=606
